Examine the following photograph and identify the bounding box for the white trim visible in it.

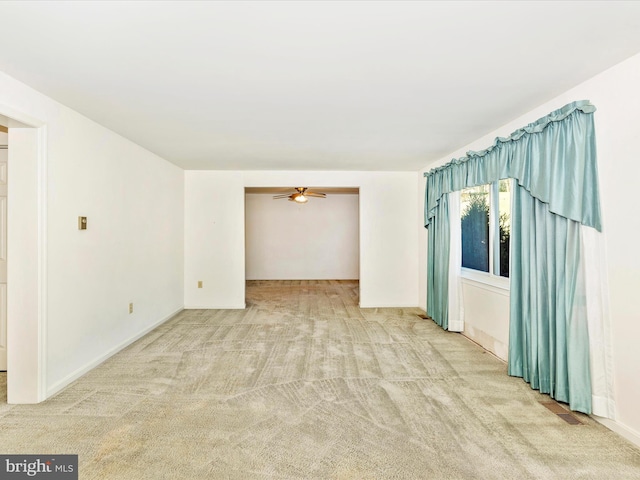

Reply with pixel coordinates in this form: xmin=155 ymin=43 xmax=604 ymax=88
xmin=460 ymin=179 xmax=512 ymax=287
xmin=461 ymin=268 xmax=510 ymax=296
xmin=0 ymin=285 xmax=6 ymax=369
xmin=46 ymin=307 xmax=183 ymax=398
xmin=592 ymin=415 xmax=640 ymax=449
xmin=4 ymin=116 xmax=47 ymax=404
xmin=37 ymin=125 xmax=47 ymax=401
xmin=0 ymin=103 xmax=45 ymax=129
xmin=184 ymin=304 xmax=246 ymax=310
xmin=359 ymin=303 xmax=420 ymax=309
xmin=489 ymin=182 xmax=497 ymax=275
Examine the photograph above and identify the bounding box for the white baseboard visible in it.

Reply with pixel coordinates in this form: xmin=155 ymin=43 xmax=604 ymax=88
xmin=592 ymin=415 xmax=640 ymax=449
xmin=184 ymin=304 xmax=246 ymax=309
xmin=462 ymin=325 xmax=509 ymax=362
xmin=46 ymin=306 xmax=183 ymax=398
xmin=359 ymin=303 xmax=420 ymax=308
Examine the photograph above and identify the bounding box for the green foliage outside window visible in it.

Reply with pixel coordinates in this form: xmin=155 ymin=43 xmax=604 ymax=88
xmin=461 ymin=193 xmax=489 ymax=272
xmin=499 ymin=212 xmax=510 ymax=277
xmin=461 ymin=188 xmax=511 ymax=277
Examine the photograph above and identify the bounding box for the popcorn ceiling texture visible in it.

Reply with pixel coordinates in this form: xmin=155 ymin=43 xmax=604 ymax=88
xmin=1 ymin=280 xmax=639 ymax=479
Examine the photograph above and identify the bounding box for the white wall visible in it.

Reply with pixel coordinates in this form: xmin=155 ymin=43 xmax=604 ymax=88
xmin=460 ymin=283 xmax=510 ymax=360
xmin=185 ymin=170 xmax=419 ymax=308
xmin=245 ymin=193 xmax=359 ymax=280
xmin=184 ymin=171 xmax=246 ymax=309
xmin=0 ymin=71 xmax=184 ymax=400
xmin=419 ymin=52 xmax=640 ymax=444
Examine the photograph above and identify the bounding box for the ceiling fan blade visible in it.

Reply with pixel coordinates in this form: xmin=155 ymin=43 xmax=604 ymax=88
xmin=273 ymin=188 xmax=326 ymax=201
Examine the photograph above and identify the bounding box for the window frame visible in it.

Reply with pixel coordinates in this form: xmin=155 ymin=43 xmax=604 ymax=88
xmin=460 ymin=179 xmax=512 ymax=292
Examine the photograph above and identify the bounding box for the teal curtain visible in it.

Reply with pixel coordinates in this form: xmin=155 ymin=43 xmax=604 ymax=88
xmin=423 ymin=100 xmax=600 ymax=413
xmin=427 ymin=193 xmax=450 ymax=329
xmin=424 ymin=100 xmax=601 ymax=232
xmin=508 ymin=185 xmax=592 ymax=413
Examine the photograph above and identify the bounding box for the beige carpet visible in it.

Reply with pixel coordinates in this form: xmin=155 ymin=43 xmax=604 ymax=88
xmin=1 ymin=280 xmax=640 ymax=479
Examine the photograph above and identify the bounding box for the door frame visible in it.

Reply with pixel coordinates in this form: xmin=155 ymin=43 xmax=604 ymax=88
xmin=0 ymin=104 xmax=47 ymax=403
xmin=243 ymin=185 xmax=361 ymax=303
xmin=0 ymin=125 xmax=7 ymax=371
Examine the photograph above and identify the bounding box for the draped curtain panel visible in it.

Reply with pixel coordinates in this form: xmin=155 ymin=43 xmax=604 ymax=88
xmin=426 ymin=193 xmax=450 ymax=329
xmin=423 ymin=100 xmax=603 ymax=414
xmin=508 ymin=185 xmax=592 ymax=413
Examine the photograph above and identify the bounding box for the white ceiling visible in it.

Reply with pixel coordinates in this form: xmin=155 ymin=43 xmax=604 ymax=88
xmin=1 ymin=1 xmax=640 ymax=171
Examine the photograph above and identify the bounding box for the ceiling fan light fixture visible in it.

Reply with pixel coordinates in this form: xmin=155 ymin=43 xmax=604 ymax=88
xmin=273 ymin=187 xmax=324 ymax=203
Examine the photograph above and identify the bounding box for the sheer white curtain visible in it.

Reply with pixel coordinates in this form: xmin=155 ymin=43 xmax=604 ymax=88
xmin=447 ymin=191 xmax=464 ymax=332
xmin=581 ymin=226 xmax=616 ymax=418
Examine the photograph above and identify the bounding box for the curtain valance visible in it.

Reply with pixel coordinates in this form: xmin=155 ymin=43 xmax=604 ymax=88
xmin=423 ymin=100 xmax=601 ymax=231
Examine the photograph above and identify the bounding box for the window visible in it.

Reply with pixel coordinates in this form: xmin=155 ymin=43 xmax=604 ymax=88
xmin=460 ymin=179 xmax=511 ymax=279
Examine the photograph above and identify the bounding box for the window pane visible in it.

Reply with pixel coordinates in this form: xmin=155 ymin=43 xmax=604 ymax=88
xmin=498 ymin=179 xmax=511 ymax=278
xmin=461 ymin=184 xmax=490 ymax=272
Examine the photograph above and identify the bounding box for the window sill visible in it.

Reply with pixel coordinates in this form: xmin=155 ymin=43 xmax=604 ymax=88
xmin=460 ymin=268 xmax=510 ymax=297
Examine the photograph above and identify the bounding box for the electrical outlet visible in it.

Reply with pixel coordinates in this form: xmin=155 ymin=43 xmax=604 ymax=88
xmin=197 ymin=281 xmax=203 ymax=288
xmin=129 ymin=303 xmax=134 ymax=314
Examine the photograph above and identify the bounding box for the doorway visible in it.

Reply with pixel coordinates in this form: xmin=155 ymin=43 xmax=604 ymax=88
xmin=244 ymin=186 xmax=360 ymax=302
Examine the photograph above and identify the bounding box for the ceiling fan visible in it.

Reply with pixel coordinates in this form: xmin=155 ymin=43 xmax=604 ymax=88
xmin=273 ymin=187 xmax=326 ymax=204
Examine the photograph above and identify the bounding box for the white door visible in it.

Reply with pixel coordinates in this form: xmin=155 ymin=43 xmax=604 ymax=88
xmin=0 ymin=139 xmax=6 ymax=370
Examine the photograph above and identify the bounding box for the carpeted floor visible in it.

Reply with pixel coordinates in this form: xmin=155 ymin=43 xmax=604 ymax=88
xmin=1 ymin=280 xmax=639 ymax=479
